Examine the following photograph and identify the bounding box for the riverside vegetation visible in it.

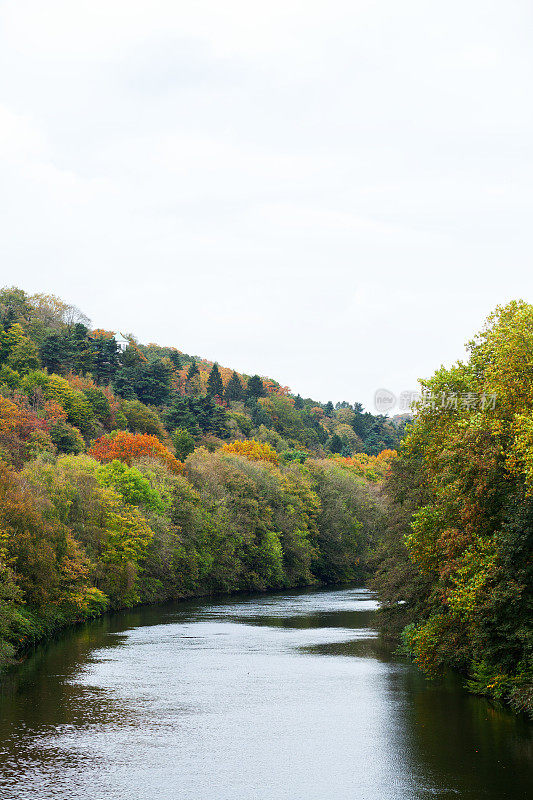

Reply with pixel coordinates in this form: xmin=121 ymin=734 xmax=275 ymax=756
xmin=372 ymin=301 xmax=533 ymax=717
xmin=0 ymin=287 xmax=531 ymax=719
xmin=0 ymin=287 xmax=395 ymax=672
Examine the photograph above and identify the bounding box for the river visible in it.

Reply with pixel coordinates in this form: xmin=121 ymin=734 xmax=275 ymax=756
xmin=0 ymin=588 xmax=531 ymax=799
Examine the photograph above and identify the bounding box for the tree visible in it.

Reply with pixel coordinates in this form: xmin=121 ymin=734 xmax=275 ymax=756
xmin=224 ymin=371 xmax=245 ymax=402
xmin=50 ymin=421 xmax=85 ymax=454
xmin=96 ymin=460 xmax=164 ymax=512
xmin=164 ymin=397 xmax=201 ymax=438
xmin=168 ymin=350 xmax=182 ymax=369
xmin=121 ymin=399 xmax=167 ymax=438
xmin=0 ymin=324 xmax=40 ymax=374
xmin=328 ymin=434 xmax=343 ymax=454
xmin=373 ymin=299 xmax=533 ymax=714
xmin=294 ymin=394 xmax=304 ymax=409
xmin=173 ymin=428 xmax=196 ymax=461
xmin=91 ymin=332 xmax=120 ymax=385
xmin=1 ymin=461 xmax=95 ymax=611
xmin=0 ymin=287 xmax=33 ymax=329
xmin=114 ymin=359 xmax=173 ymax=406
xmin=70 ymin=324 xmax=95 ymax=374
xmin=88 ymin=431 xmax=183 ymax=473
xmin=119 ymin=341 xmax=146 ymax=369
xmin=246 ymin=374 xmax=265 ymax=401
xmin=221 ymin=439 xmax=279 ymax=465
xmin=187 ymin=360 xmax=199 ymax=380
xmin=324 ymin=401 xmax=334 ymax=417
xmin=164 ymin=396 xmax=229 ymax=438
xmin=206 ymin=363 xmax=224 ymax=399
xmin=40 ymin=331 xmax=73 ymax=374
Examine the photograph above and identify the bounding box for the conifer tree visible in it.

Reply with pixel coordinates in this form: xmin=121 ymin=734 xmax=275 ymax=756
xmin=224 ymin=371 xmax=245 ymax=402
xmin=207 ymin=363 xmax=224 ymax=398
xmin=186 ymin=360 xmax=199 ymax=380
xmin=246 ymin=374 xmax=265 ymax=401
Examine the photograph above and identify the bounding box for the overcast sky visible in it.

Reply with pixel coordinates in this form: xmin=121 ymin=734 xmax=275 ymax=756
xmin=1 ymin=1 xmax=532 ymax=409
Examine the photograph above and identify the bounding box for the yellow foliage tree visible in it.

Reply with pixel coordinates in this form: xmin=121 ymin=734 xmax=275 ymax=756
xmin=221 ymin=439 xmax=279 ymax=465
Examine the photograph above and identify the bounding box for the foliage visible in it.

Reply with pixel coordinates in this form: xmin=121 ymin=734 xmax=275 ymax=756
xmin=173 ymin=428 xmax=196 ymax=461
xmin=121 ymin=399 xmax=168 ymax=439
xmin=225 ymin=371 xmax=245 ymax=402
xmin=206 ymin=363 xmax=224 ymax=399
xmin=374 ymin=300 xmax=533 ymax=716
xmin=114 ymin=359 xmax=173 ymax=406
xmin=88 ymin=431 xmax=183 ymax=473
xmin=221 ymin=438 xmax=280 ymax=465
xmin=0 ymin=284 xmax=404 ymax=677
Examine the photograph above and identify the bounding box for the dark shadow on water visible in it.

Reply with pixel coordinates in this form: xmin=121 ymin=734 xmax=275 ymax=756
xmin=298 ymin=634 xmax=396 ymax=662
xmin=220 ymin=608 xmax=377 ymax=630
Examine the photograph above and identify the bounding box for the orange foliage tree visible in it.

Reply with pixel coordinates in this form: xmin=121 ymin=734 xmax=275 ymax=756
xmin=0 ymin=395 xmax=50 ymax=466
xmin=335 ymin=449 xmax=397 ymax=481
xmin=221 ymin=439 xmax=279 ymax=465
xmin=88 ymin=431 xmax=183 ymax=473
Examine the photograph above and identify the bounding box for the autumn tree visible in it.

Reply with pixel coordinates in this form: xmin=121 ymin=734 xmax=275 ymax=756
xmin=88 ymin=431 xmax=183 ymax=473
xmin=221 ymin=439 xmax=279 ymax=465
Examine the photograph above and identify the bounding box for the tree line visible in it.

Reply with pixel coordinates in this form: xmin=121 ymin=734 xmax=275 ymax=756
xmin=0 ymin=286 xmax=391 ymax=672
xmin=372 ymin=301 xmax=533 ymax=718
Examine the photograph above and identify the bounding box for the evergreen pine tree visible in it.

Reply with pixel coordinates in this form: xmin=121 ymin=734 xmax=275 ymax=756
xmin=168 ymin=350 xmax=182 ymax=369
xmin=186 ymin=360 xmax=200 ymax=380
xmin=246 ymin=374 xmax=265 ymax=401
xmin=224 ymin=371 xmax=245 ymax=402
xmin=207 ymin=363 xmax=224 ymax=398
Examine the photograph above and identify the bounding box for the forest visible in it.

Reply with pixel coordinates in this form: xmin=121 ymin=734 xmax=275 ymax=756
xmin=0 ymin=286 xmax=394 ymax=671
xmin=372 ymin=301 xmax=533 ymax=717
xmin=0 ymin=287 xmax=531 ymax=719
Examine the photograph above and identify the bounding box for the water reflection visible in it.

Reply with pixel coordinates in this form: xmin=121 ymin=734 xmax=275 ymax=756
xmin=0 ymin=588 xmax=531 ymax=800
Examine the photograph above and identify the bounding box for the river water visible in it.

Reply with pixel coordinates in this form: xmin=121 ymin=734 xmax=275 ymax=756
xmin=0 ymin=588 xmax=531 ymax=799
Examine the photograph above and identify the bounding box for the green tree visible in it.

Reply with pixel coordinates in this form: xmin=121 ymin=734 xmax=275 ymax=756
xmin=207 ymin=363 xmax=224 ymax=398
xmin=173 ymin=428 xmax=196 ymax=461
xmin=50 ymin=421 xmax=85 ymax=454
xmin=114 ymin=359 xmax=173 ymax=406
xmin=187 ymin=360 xmax=199 ymax=380
xmin=224 ymin=371 xmax=245 ymax=401
xmin=0 ymin=324 xmax=40 ymax=374
xmin=91 ymin=334 xmax=120 ymax=385
xmin=40 ymin=331 xmax=73 ymax=374
xmin=246 ymin=374 xmax=265 ymax=401
xmin=328 ymin=434 xmax=343 ymax=454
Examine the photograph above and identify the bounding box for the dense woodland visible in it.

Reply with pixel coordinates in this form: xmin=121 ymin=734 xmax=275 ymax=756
xmin=0 ymin=287 xmax=531 ymax=719
xmin=0 ymin=286 xmax=394 ymax=671
xmin=373 ymin=301 xmax=533 ymax=717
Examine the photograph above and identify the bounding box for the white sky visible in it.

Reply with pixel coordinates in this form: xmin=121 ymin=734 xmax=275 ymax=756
xmin=1 ymin=1 xmax=532 ymax=409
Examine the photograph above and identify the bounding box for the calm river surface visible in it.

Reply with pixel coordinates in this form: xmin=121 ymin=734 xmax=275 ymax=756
xmin=0 ymin=588 xmax=531 ymax=799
